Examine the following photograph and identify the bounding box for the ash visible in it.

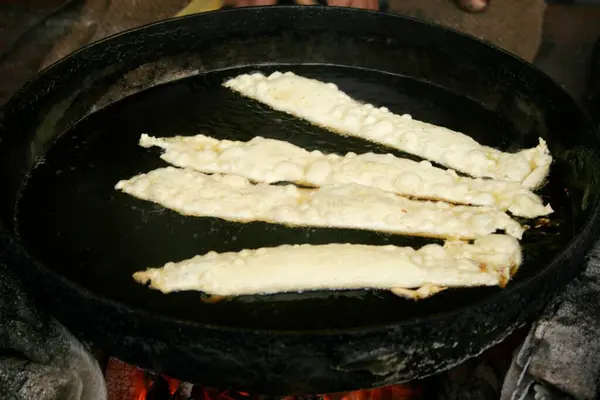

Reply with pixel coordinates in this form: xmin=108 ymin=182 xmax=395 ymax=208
xmin=499 ymin=243 xmax=600 ymax=400
xmin=0 ymin=257 xmax=106 ymax=400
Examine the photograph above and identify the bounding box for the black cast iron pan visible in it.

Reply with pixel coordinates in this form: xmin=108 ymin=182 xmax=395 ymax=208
xmin=1 ymin=6 xmax=600 ymax=395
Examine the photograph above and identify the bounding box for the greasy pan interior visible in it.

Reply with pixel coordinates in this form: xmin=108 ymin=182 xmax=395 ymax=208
xmin=1 ymin=7 xmax=599 ymax=334
xmin=10 ymin=65 xmax=578 ymax=331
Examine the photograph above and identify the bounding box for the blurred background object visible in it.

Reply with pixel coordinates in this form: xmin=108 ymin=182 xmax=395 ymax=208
xmin=0 ymin=0 xmax=597 ymax=110
xmin=0 ymin=0 xmax=592 ymax=105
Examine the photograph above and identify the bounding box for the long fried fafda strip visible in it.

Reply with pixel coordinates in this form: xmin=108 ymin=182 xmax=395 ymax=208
xmin=223 ymin=71 xmax=552 ymax=189
xmin=139 ymin=133 xmax=552 ymax=218
xmin=132 ymin=234 xmax=523 ymax=298
xmin=115 ymin=167 xmax=524 ymax=240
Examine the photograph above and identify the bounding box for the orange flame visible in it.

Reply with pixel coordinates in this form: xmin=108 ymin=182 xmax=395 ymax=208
xmin=321 ymin=385 xmax=419 ymax=400
xmin=136 ymin=388 xmax=147 ymax=400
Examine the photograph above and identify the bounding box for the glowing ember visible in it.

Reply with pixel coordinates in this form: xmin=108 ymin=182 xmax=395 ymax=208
xmin=105 ymin=358 xmax=180 ymax=400
xmin=104 ymin=357 xmax=420 ymax=400
xmin=105 ymin=358 xmax=148 ymax=400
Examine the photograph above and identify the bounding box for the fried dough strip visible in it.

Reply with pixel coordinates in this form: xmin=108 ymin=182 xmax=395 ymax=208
xmin=140 ymin=133 xmax=552 ymax=218
xmin=132 ymin=234 xmax=522 ymax=297
xmin=223 ymin=71 xmax=552 ymax=189
xmin=115 ymin=167 xmax=524 ymax=240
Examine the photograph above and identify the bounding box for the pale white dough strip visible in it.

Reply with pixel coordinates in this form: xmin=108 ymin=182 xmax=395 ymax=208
xmin=223 ymin=71 xmax=552 ymax=189
xmin=132 ymin=234 xmax=522 ymax=297
xmin=115 ymin=167 xmax=524 ymax=240
xmin=140 ymin=133 xmax=553 ymax=218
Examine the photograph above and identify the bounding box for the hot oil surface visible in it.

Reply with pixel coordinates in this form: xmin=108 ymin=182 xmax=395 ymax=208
xmin=15 ymin=65 xmax=573 ymax=330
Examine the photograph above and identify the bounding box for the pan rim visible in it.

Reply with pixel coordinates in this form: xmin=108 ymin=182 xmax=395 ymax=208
xmin=2 ymin=6 xmax=600 ymax=337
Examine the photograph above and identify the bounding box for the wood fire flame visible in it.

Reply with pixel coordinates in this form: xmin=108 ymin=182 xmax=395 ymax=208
xmin=104 ymin=357 xmax=420 ymax=400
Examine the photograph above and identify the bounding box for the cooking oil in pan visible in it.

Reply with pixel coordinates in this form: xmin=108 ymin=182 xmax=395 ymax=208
xmin=14 ymin=65 xmax=573 ymax=330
